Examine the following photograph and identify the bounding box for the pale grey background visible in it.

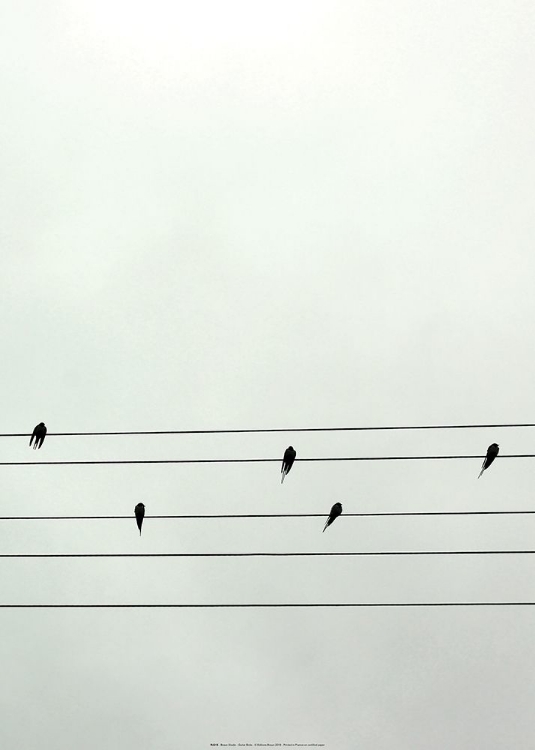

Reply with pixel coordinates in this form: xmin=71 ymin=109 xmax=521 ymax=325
xmin=1 ymin=0 xmax=535 ymax=747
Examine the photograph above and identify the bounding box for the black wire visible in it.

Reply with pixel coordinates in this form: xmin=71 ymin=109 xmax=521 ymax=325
xmin=0 ymin=602 xmax=535 ymax=608
xmin=0 ymin=510 xmax=534 ymax=520
xmin=2 ymin=550 xmax=535 ymax=557
xmin=6 ymin=422 xmax=535 ymax=437
xmin=0 ymin=454 xmax=533 ymax=466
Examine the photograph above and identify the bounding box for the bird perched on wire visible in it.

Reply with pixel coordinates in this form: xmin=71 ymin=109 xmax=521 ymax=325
xmin=323 ymin=502 xmax=343 ymax=532
xmin=134 ymin=503 xmax=145 ymax=535
xmin=478 ymin=443 xmax=499 ymax=478
xmin=281 ymin=446 xmax=296 ymax=483
xmin=29 ymin=422 xmax=47 ymax=449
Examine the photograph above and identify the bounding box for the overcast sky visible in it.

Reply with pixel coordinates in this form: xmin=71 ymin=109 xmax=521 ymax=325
xmin=1 ymin=0 xmax=535 ymax=748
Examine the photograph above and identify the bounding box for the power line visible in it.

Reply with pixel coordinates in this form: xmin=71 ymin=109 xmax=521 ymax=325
xmin=1 ymin=602 xmax=535 ymax=608
xmin=2 ymin=550 xmax=535 ymax=558
xmin=1 ymin=510 xmax=535 ymax=520
xmin=5 ymin=421 xmax=535 ymax=437
xmin=0 ymin=454 xmax=534 ymax=466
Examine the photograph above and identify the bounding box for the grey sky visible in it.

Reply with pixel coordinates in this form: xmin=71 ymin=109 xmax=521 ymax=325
xmin=1 ymin=0 xmax=535 ymax=748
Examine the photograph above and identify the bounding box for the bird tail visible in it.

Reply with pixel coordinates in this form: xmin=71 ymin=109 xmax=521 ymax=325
xmin=323 ymin=519 xmax=329 ymax=532
xmin=478 ymin=463 xmax=485 ymax=479
xmin=281 ymin=472 xmax=285 ymax=484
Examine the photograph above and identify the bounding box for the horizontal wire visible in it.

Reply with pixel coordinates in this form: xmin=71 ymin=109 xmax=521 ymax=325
xmin=0 ymin=454 xmax=533 ymax=466
xmin=1 ymin=550 xmax=535 ymax=558
xmin=1 ymin=510 xmax=535 ymax=520
xmin=1 ymin=602 xmax=535 ymax=608
xmin=6 ymin=422 xmax=535 ymax=437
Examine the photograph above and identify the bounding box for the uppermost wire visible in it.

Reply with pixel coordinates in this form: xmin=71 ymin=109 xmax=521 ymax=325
xmin=2 ymin=421 xmax=535 ymax=437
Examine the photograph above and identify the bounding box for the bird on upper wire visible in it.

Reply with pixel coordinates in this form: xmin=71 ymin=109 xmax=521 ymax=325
xmin=323 ymin=502 xmax=343 ymax=532
xmin=281 ymin=446 xmax=296 ymax=483
xmin=134 ymin=503 xmax=145 ymax=535
xmin=29 ymin=422 xmax=47 ymax=449
xmin=478 ymin=443 xmax=499 ymax=478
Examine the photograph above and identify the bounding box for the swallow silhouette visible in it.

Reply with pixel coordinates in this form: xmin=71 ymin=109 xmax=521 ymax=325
xmin=29 ymin=422 xmax=47 ymax=449
xmin=134 ymin=503 xmax=145 ymax=535
xmin=281 ymin=446 xmax=296 ymax=483
xmin=323 ymin=502 xmax=343 ymax=532
xmin=478 ymin=443 xmax=499 ymax=478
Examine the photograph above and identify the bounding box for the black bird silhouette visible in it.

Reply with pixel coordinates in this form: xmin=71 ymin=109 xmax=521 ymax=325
xmin=134 ymin=503 xmax=145 ymax=536
xmin=323 ymin=502 xmax=343 ymax=532
xmin=29 ymin=422 xmax=47 ymax=449
xmin=281 ymin=446 xmax=296 ymax=484
xmin=478 ymin=443 xmax=499 ymax=479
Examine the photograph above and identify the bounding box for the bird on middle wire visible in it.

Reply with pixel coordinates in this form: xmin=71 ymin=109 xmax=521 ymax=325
xmin=323 ymin=502 xmax=343 ymax=532
xmin=134 ymin=503 xmax=145 ymax=535
xmin=478 ymin=443 xmax=499 ymax=479
xmin=281 ymin=446 xmax=296 ymax=483
xmin=29 ymin=422 xmax=47 ymax=450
